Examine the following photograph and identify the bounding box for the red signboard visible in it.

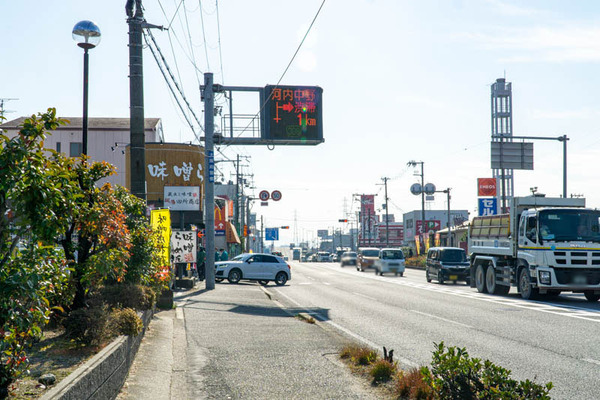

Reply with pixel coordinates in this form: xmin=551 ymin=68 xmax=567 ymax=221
xmin=416 ymin=220 xmax=441 ymax=235
xmin=478 ymin=178 xmax=497 ymax=197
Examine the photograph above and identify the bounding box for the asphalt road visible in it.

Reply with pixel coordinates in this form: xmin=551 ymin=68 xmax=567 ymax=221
xmin=267 ymin=261 xmax=600 ymax=400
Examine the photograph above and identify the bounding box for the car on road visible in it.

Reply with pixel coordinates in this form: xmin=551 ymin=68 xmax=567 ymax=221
xmin=215 ymin=253 xmax=291 ymax=286
xmin=357 ymin=247 xmax=380 ymax=272
xmin=317 ymin=251 xmax=331 ymax=262
xmin=374 ymin=248 xmax=405 ymax=276
xmin=426 ymin=247 xmax=470 ymax=285
xmin=340 ymin=251 xmax=357 ymax=267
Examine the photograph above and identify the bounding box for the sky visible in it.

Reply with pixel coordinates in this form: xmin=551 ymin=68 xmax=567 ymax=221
xmin=3 ymin=0 xmax=600 ymax=246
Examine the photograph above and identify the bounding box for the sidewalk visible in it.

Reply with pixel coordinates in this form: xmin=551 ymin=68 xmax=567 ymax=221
xmin=117 ymin=282 xmax=377 ymax=399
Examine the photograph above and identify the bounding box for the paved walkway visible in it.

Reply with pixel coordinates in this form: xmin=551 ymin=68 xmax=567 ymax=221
xmin=117 ymin=283 xmax=377 ymax=399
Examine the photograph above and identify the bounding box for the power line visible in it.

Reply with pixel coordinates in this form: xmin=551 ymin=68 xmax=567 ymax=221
xmin=215 ymin=0 xmax=225 ymax=83
xmin=198 ymin=0 xmax=211 ymax=71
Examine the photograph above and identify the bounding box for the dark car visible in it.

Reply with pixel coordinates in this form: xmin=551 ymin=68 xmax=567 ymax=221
xmin=426 ymin=247 xmax=470 ymax=284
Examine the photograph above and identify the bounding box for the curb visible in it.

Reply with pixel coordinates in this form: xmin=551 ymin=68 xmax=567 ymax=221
xmin=40 ymin=309 xmax=153 ymax=400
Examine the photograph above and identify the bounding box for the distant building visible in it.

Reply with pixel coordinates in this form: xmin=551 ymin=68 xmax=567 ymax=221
xmin=403 ymin=209 xmax=469 ymax=251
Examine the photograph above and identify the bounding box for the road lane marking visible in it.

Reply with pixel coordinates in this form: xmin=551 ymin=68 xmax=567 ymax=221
xmin=323 ymin=282 xmax=331 ymax=285
xmin=294 ymin=262 xmax=600 ymax=324
xmin=409 ymin=310 xmax=473 ymax=329
xmin=583 ymin=358 xmax=600 ymax=366
xmin=352 ymin=292 xmax=377 ymax=301
xmin=272 ymin=288 xmax=418 ymax=368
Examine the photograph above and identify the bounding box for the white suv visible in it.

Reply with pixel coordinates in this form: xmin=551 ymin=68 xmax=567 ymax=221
xmin=215 ymin=253 xmax=292 ymax=286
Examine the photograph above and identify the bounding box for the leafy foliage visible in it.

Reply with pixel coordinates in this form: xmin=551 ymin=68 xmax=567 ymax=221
xmin=421 ymin=342 xmax=553 ymax=399
xmin=370 ymin=359 xmax=396 ymax=383
xmin=109 ymin=308 xmax=143 ymax=337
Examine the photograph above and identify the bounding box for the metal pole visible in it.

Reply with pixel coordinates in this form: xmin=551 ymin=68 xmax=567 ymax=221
xmin=128 ymin=10 xmax=146 ymax=200
xmin=446 ymin=189 xmax=451 ymax=247
xmin=383 ymin=177 xmax=389 ymax=247
xmin=260 ymin=215 xmax=264 ymax=252
xmin=235 ymin=154 xmax=240 ymax=237
xmin=203 ymin=72 xmax=215 ymax=290
xmin=563 ymin=135 xmax=568 ymax=198
xmin=82 ymin=48 xmax=89 ymax=157
xmin=420 ymin=162 xmax=425 ymax=239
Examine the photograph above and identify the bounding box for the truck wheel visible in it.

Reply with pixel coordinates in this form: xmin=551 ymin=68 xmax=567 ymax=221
xmin=485 ymin=266 xmax=510 ymax=295
xmin=475 ymin=264 xmax=488 ymax=293
xmin=519 ymin=268 xmax=539 ymax=300
xmin=426 ymin=268 xmax=432 ymax=283
xmin=584 ymin=291 xmax=600 ymax=302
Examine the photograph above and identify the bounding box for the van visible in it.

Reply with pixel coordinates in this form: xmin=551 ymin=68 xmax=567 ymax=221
xmin=374 ymin=248 xmax=405 ymax=276
xmin=356 ymin=247 xmax=379 ymax=272
xmin=426 ymin=247 xmax=470 ymax=284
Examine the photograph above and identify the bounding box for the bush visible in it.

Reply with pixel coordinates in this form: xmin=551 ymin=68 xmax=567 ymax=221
xmin=340 ymin=344 xmax=378 ymax=366
xmin=421 ymin=342 xmax=553 ymax=400
xmin=62 ymin=306 xmax=110 ymax=346
xmin=100 ymin=284 xmax=156 ymax=310
xmin=396 ymin=368 xmax=434 ymax=399
xmin=370 ymin=359 xmax=396 ymax=383
xmin=109 ymin=308 xmax=143 ymax=337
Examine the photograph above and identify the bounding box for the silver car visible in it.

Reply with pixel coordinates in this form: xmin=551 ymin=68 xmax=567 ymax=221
xmin=215 ymin=253 xmax=291 ymax=286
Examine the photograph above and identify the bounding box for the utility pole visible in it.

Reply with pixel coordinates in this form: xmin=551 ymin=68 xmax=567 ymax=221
xmin=443 ymin=188 xmax=452 ymax=246
xmin=127 ymin=0 xmax=146 ymax=200
xmin=379 ymin=177 xmax=390 ymax=247
xmin=408 ymin=161 xmax=425 ymax=239
xmin=260 ymin=215 xmax=264 ymax=253
xmin=202 ymin=72 xmax=215 ymax=290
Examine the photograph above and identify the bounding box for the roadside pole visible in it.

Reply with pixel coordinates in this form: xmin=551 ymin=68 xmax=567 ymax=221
xmin=203 ymin=73 xmax=215 ymax=290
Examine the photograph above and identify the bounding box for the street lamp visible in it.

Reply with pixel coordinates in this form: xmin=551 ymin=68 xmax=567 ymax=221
xmin=72 ymin=20 xmax=101 ymax=157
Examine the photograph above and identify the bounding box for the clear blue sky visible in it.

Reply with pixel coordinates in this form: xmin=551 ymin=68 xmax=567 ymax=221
xmin=3 ymin=1 xmax=600 ymax=245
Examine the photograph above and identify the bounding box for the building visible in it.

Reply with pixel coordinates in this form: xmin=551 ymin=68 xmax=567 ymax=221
xmin=403 ymin=209 xmax=469 ymax=252
xmin=0 ymin=116 xmax=163 ymax=188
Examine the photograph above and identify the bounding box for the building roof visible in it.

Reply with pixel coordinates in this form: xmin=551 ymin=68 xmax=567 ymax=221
xmin=0 ymin=117 xmax=161 ymax=131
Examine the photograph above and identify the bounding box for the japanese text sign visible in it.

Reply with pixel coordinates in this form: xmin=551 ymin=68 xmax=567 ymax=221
xmin=263 ymin=85 xmax=323 ymax=143
xmin=478 ymin=198 xmax=498 ymax=216
xmin=150 ymin=209 xmax=171 ymax=275
xmin=170 ymin=230 xmax=197 ymax=264
xmin=164 ymin=186 xmax=201 ymax=211
xmin=478 ymin=178 xmax=497 ymax=197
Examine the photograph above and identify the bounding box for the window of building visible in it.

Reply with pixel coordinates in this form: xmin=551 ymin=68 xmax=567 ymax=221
xmin=70 ymin=142 xmax=82 ymax=157
xmin=56 ymin=142 xmax=61 ymax=153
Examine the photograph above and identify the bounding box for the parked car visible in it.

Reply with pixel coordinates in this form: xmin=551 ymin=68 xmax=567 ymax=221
xmin=215 ymin=253 xmax=291 ymax=286
xmin=340 ymin=251 xmax=357 ymax=267
xmin=426 ymin=247 xmax=470 ymax=284
xmin=357 ymin=247 xmax=380 ymax=272
xmin=317 ymin=251 xmax=331 ymax=262
xmin=374 ymin=248 xmax=405 ymax=276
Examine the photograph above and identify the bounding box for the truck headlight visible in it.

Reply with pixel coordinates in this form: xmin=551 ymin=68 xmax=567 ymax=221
xmin=539 ymin=270 xmax=551 ymax=285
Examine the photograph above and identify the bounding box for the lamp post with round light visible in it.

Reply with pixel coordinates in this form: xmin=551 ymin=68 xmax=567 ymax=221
xmin=72 ymin=20 xmax=101 ymax=157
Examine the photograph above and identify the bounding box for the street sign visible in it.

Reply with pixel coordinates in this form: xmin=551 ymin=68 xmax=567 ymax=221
xmin=263 ymin=85 xmax=323 ymax=144
xmin=410 ymin=183 xmax=422 ymax=195
xmin=478 ymin=178 xmax=497 ymax=196
xmin=317 ymin=229 xmax=328 ymax=238
xmin=259 ymin=190 xmax=270 ymax=201
xmin=271 ymin=190 xmax=282 ymax=201
xmin=491 ymin=142 xmax=534 ymax=170
xmin=265 ymin=227 xmax=279 ymax=241
xmin=215 ymin=229 xmax=226 ymax=236
xmin=424 ymin=183 xmax=436 ymax=195
xmin=261 ymin=201 xmax=269 ymax=206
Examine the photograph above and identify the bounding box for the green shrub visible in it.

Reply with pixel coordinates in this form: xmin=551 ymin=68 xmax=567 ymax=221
xmin=100 ymin=284 xmax=156 ymax=310
xmin=109 ymin=308 xmax=143 ymax=337
xmin=370 ymin=359 xmax=396 ymax=383
xmin=395 ymin=368 xmax=434 ymax=399
xmin=421 ymin=342 xmax=553 ymax=399
xmin=63 ymin=306 xmax=110 ymax=346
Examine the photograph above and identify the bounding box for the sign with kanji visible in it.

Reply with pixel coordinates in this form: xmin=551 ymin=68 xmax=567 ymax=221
xmin=416 ymin=220 xmax=441 ymax=235
xmin=164 ymin=186 xmax=201 ymax=211
xmin=478 ymin=198 xmax=498 ymax=216
xmin=170 ymin=231 xmax=196 ymax=264
xmin=263 ymin=85 xmax=323 ymax=143
xmin=150 ymin=209 xmax=171 ymax=277
xmin=265 ymin=227 xmax=279 ymax=241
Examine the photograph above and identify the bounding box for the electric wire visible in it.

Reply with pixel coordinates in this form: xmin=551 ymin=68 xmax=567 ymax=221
xmin=181 ymin=0 xmax=204 ymax=103
xmin=215 ymin=0 xmax=225 ymax=84
xmin=198 ymin=0 xmax=211 ymax=71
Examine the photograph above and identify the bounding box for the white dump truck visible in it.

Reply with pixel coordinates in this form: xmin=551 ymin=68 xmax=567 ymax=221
xmin=469 ymin=195 xmax=600 ymax=301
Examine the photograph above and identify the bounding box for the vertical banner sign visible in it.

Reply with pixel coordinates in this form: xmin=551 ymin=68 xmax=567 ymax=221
xmin=478 ymin=198 xmax=498 ymax=216
xmin=151 ymin=209 xmax=171 ymax=277
xmin=170 ymin=231 xmax=197 ymax=263
xmin=207 ymin=150 xmax=215 ymax=183
xmin=265 ymin=228 xmax=279 ymax=241
xmin=477 ymin=178 xmax=497 ymax=197
xmin=263 ymin=85 xmax=324 ymax=143
xmin=360 ymin=195 xmax=375 ymax=241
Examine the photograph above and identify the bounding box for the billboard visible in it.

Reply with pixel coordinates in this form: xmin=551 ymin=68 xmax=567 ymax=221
xmin=170 ymin=231 xmax=196 ymax=264
xmin=128 ymin=143 xmax=204 ymax=203
xmin=416 ymin=220 xmax=441 ymax=235
xmin=150 ymin=209 xmax=171 ymax=277
xmin=477 ymin=178 xmax=497 ymax=197
xmin=478 ymin=198 xmax=498 ymax=216
xmin=491 ymin=142 xmax=534 ymax=170
xmin=317 ymin=229 xmax=328 ymax=238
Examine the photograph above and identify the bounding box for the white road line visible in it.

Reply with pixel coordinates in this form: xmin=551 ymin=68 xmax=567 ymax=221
xmin=583 ymin=358 xmax=600 ymax=366
xmin=273 ymin=288 xmax=418 ymax=368
xmin=298 ymin=282 xmax=312 ymax=285
xmin=409 ymin=310 xmax=473 ymax=329
xmin=323 ymin=282 xmax=331 ymax=286
xmin=352 ymin=292 xmax=377 ymax=301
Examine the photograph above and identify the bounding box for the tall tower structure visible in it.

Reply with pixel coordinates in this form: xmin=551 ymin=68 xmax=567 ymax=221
xmin=491 ymin=78 xmax=513 ymax=213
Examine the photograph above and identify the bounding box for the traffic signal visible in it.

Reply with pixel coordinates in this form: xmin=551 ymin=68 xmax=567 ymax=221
xmin=243 ymin=225 xmax=248 ymax=237
xmin=338 ymin=219 xmax=348 ymax=223
xmin=280 ymin=226 xmax=290 ymax=229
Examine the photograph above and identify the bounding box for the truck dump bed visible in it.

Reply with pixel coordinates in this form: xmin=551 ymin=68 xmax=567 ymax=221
xmin=470 ymin=214 xmax=510 ymax=239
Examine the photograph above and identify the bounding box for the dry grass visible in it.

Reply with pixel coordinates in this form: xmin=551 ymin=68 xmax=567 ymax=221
xmin=395 ymin=368 xmax=434 ymax=399
xmin=340 ymin=344 xmax=378 ymax=366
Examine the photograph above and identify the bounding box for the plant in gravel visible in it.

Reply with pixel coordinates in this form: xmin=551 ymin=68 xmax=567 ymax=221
xmin=340 ymin=344 xmax=378 ymax=366
xmin=370 ymin=359 xmax=396 ymax=383
xmin=395 ymin=368 xmax=433 ymax=399
xmin=421 ymin=342 xmax=553 ymax=399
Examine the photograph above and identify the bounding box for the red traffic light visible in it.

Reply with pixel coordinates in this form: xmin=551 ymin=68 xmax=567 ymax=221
xmin=338 ymin=219 xmax=348 ymax=223
xmin=280 ymin=226 xmax=290 ymax=229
